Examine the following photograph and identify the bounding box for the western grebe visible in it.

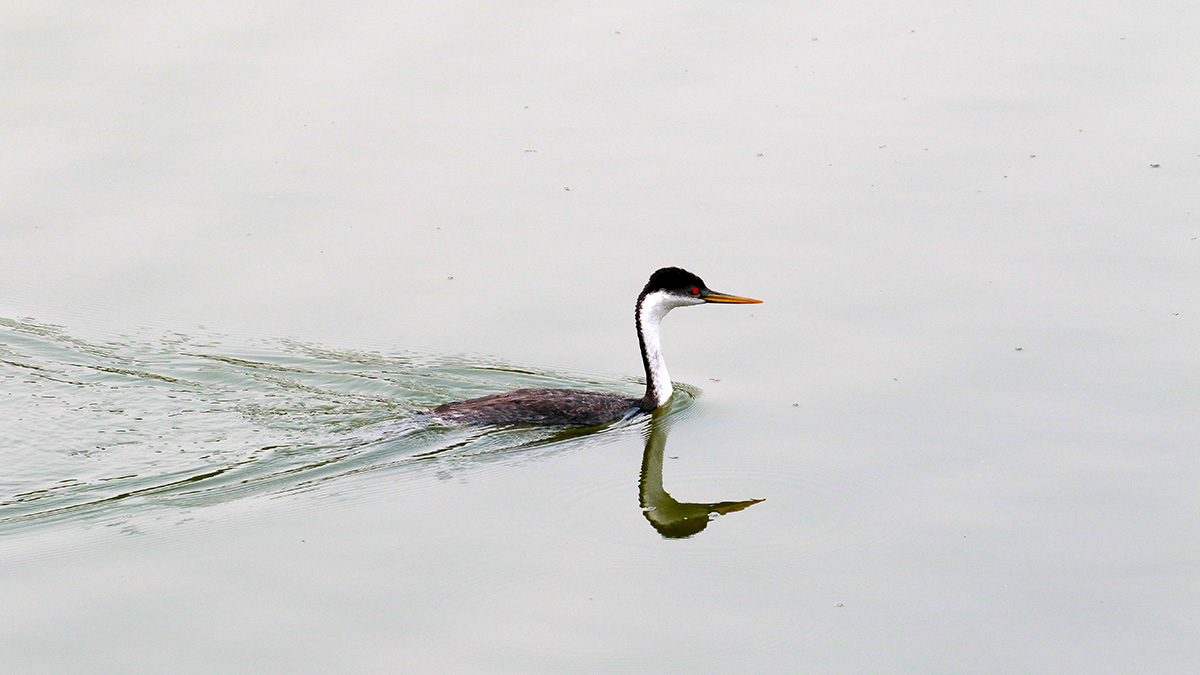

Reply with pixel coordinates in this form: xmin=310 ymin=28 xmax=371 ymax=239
xmin=430 ymin=267 xmax=761 ymax=426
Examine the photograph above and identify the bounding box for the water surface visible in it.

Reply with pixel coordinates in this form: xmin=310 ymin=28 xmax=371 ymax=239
xmin=2 ymin=0 xmax=1198 ymax=672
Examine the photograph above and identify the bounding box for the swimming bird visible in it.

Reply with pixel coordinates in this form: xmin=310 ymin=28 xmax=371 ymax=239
xmin=430 ymin=267 xmax=760 ymax=426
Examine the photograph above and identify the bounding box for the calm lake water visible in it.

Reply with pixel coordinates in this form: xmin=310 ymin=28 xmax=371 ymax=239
xmin=3 ymin=1 xmax=1198 ymax=672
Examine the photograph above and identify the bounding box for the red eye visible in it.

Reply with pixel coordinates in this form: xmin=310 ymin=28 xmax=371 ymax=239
xmin=690 ymin=287 xmax=700 ymax=295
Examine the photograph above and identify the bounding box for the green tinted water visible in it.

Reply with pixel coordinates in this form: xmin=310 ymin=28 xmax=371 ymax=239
xmin=1 ymin=318 xmax=706 ymax=535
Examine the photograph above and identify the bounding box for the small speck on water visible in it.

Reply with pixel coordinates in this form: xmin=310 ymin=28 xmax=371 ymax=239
xmin=1150 ymin=163 xmax=1160 ymax=168
xmin=446 ymin=276 xmax=454 ymax=280
xmin=1014 ymin=347 xmax=1023 ymax=351
xmin=792 ymin=403 xmax=799 ymax=407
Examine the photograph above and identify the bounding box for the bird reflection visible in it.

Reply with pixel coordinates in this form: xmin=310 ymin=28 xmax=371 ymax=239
xmin=639 ymin=411 xmax=763 ymax=539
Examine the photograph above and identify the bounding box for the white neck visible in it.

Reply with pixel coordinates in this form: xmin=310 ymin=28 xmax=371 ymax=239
xmin=637 ymin=292 xmax=677 ymax=409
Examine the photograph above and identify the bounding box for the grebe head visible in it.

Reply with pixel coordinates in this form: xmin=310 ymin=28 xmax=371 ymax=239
xmin=635 ymin=267 xmax=762 ymax=409
xmin=640 ymin=267 xmax=763 ymax=310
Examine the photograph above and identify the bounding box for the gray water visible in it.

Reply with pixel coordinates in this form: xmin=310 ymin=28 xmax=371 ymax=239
xmin=3 ymin=1 xmax=1198 ymax=672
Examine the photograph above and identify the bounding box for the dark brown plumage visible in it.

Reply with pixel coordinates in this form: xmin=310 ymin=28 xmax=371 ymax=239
xmin=431 ymin=388 xmax=640 ymax=427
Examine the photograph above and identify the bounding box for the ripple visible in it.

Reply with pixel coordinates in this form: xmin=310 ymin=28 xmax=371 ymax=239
xmin=0 ymin=317 xmax=690 ymax=534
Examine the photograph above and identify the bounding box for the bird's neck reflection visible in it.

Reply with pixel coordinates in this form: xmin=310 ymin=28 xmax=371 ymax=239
xmin=639 ymin=412 xmax=763 ymax=539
